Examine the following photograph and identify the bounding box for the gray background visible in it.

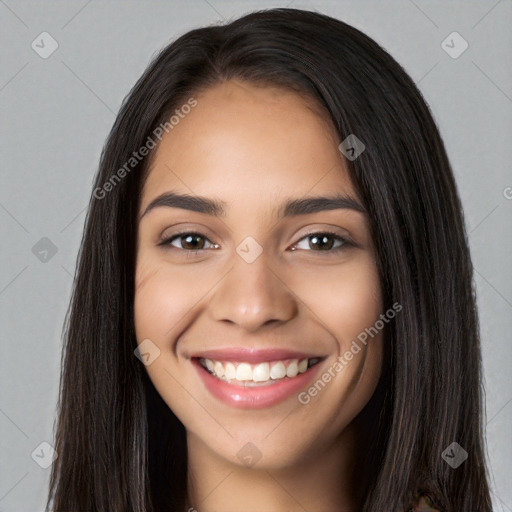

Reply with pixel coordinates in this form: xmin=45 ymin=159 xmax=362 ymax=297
xmin=1 ymin=1 xmax=511 ymax=510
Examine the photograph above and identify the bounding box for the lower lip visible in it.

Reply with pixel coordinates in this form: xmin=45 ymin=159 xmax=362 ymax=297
xmin=193 ymin=359 xmax=324 ymax=409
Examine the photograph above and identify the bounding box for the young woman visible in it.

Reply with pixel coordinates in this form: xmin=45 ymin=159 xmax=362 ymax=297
xmin=47 ymin=8 xmax=492 ymax=512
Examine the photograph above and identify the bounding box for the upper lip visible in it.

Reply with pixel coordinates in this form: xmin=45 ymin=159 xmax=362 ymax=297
xmin=190 ymin=347 xmax=325 ymax=364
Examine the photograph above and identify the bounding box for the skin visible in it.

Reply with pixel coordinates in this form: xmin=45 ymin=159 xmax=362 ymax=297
xmin=134 ymin=80 xmax=383 ymax=512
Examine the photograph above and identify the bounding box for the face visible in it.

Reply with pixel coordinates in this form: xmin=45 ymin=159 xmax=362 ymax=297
xmin=134 ymin=80 xmax=383 ymax=471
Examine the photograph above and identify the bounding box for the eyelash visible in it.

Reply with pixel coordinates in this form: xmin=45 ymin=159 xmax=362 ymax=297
xmin=158 ymin=230 xmax=353 ymax=256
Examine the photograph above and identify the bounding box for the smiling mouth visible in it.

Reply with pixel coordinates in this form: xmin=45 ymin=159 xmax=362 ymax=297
xmin=196 ymin=357 xmax=323 ymax=387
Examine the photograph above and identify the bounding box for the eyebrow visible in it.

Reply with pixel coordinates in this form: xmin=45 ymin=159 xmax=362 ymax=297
xmin=139 ymin=191 xmax=365 ymax=221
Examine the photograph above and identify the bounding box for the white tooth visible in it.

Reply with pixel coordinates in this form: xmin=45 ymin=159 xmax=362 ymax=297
xmin=252 ymin=362 xmax=270 ymax=382
xmin=286 ymin=359 xmax=299 ymax=377
xmin=298 ymin=359 xmax=308 ymax=373
xmin=205 ymin=358 xmax=214 ymax=372
xmin=213 ymin=361 xmax=225 ymax=378
xmin=236 ymin=363 xmax=253 ymax=381
xmin=224 ymin=362 xmax=236 ymax=380
xmin=270 ymin=361 xmax=286 ymax=379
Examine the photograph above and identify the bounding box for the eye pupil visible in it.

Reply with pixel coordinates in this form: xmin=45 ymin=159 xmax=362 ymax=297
xmin=182 ymin=234 xmax=204 ymax=250
xmin=309 ymin=234 xmax=334 ymax=250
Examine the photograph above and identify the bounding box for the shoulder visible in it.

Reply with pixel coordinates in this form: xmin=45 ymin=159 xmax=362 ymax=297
xmin=409 ymin=493 xmax=441 ymax=512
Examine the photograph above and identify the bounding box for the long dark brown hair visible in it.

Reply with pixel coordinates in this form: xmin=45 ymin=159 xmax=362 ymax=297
xmin=47 ymin=8 xmax=492 ymax=511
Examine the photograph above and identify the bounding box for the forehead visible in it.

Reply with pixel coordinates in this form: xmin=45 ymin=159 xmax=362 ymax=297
xmin=140 ymin=80 xmax=356 ymax=212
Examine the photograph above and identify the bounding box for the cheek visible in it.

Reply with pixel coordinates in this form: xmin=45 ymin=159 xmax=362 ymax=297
xmin=294 ymin=257 xmax=383 ymax=433
xmin=286 ymin=254 xmax=382 ymax=346
xmin=134 ymin=257 xmax=194 ymax=345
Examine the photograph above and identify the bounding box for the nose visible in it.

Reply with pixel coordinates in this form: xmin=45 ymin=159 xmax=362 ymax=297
xmin=208 ymin=250 xmax=298 ymax=332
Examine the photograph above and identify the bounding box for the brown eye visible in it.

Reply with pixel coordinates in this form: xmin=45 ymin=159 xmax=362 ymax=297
xmin=159 ymin=232 xmax=218 ymax=252
xmin=177 ymin=234 xmax=206 ymax=250
xmin=308 ymin=234 xmax=335 ymax=250
xmin=291 ymin=232 xmax=350 ymax=252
